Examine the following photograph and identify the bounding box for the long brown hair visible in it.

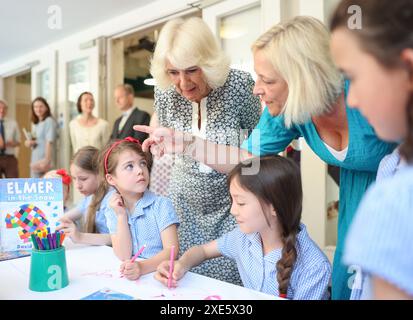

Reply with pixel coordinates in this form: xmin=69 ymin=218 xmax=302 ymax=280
xmin=330 ymin=0 xmax=413 ymax=162
xmin=228 ymin=155 xmax=302 ymax=296
xmin=71 ymin=146 xmax=100 ymax=233
xmin=31 ymin=97 xmax=52 ymax=124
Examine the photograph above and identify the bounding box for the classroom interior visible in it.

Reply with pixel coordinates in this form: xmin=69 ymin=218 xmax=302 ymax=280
xmin=0 ymin=0 xmax=343 ymax=264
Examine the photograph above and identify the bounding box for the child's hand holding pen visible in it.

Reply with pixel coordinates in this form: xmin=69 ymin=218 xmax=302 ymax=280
xmin=120 ymin=260 xmax=142 ymax=280
xmin=154 ymin=259 xmax=188 ymax=288
xmin=120 ymin=244 xmax=146 ymax=280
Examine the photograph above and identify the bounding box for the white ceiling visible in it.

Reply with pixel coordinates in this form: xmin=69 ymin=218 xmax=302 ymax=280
xmin=0 ymin=0 xmax=155 ymax=62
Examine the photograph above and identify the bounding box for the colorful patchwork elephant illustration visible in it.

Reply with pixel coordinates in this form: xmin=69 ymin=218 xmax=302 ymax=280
xmin=5 ymin=204 xmax=49 ymax=243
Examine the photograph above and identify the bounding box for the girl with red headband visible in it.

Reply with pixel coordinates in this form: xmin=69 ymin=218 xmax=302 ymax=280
xmin=57 ymin=146 xmax=113 ymax=246
xmin=103 ymin=137 xmax=179 ymax=281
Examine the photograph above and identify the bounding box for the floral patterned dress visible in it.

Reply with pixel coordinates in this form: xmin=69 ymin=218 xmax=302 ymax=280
xmin=155 ymin=69 xmax=261 ymax=285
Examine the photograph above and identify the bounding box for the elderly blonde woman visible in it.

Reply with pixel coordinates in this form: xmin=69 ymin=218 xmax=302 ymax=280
xmin=136 ymin=16 xmax=396 ymax=299
xmin=147 ymin=17 xmax=261 ymax=285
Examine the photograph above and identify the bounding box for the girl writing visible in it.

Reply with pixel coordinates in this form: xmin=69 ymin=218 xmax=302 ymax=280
xmin=156 ymin=155 xmax=331 ymax=299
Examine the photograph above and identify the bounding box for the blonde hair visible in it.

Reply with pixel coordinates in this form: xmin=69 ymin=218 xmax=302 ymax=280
xmin=71 ymin=146 xmax=100 ymax=233
xmin=252 ymin=16 xmax=343 ymax=127
xmin=151 ymin=17 xmax=230 ymax=90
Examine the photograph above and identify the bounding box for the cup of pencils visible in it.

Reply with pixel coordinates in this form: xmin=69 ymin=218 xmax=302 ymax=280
xmin=29 ymin=227 xmax=69 ymax=292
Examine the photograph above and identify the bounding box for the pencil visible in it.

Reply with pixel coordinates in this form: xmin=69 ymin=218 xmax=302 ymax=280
xmin=168 ymin=246 xmax=175 ymax=289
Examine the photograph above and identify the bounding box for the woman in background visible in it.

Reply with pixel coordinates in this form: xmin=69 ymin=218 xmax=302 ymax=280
xmin=24 ymin=97 xmax=57 ymax=178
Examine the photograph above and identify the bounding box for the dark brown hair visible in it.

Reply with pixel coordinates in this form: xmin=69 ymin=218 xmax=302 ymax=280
xmin=86 ymin=139 xmax=152 ymax=233
xmin=76 ymin=92 xmax=93 ymax=114
xmin=330 ymin=0 xmax=413 ymax=162
xmin=31 ymin=97 xmax=52 ymax=124
xmin=228 ymin=155 xmax=302 ymax=296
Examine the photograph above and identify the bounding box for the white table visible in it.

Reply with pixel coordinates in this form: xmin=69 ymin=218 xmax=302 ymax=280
xmin=0 ymin=241 xmax=279 ymax=300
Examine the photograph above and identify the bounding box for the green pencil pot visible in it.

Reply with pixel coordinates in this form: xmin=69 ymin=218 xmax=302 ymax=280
xmin=29 ymin=246 xmax=69 ymax=292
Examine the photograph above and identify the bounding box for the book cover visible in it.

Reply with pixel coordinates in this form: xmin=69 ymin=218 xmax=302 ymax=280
xmin=0 ymin=178 xmax=64 ymax=252
xmin=81 ymin=288 xmax=136 ymax=300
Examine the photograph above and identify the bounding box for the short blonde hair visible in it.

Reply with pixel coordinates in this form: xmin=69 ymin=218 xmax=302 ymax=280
xmin=151 ymin=17 xmax=230 ymax=90
xmin=252 ymin=16 xmax=343 ymax=127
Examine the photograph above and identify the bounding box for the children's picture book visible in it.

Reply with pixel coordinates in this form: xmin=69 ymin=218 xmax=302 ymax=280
xmin=81 ymin=288 xmax=136 ymax=300
xmin=0 ymin=178 xmax=64 ymax=252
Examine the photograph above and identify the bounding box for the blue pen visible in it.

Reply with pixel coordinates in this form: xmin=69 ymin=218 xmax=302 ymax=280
xmin=42 ymin=238 xmax=49 ymax=250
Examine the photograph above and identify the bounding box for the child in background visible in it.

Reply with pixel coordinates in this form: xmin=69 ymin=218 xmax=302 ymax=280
xmin=103 ymin=137 xmax=179 ymax=280
xmin=156 ymin=155 xmax=331 ymax=299
xmin=57 ymin=146 xmax=113 ymax=246
xmin=330 ymin=0 xmax=413 ymax=299
xmin=43 ymin=169 xmax=72 ymax=211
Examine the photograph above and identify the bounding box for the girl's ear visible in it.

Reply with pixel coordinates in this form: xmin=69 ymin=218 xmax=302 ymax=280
xmin=401 ymin=48 xmax=413 ymax=89
xmin=270 ymin=207 xmax=277 ymax=217
xmin=265 ymin=203 xmax=277 ymax=217
xmin=105 ymin=173 xmax=115 ymax=187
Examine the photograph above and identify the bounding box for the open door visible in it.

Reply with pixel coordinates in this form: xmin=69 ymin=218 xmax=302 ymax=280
xmin=57 ymin=37 xmax=106 ymax=170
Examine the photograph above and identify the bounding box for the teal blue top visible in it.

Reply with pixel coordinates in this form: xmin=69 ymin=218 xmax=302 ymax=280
xmin=241 ymin=81 xmax=396 ymax=300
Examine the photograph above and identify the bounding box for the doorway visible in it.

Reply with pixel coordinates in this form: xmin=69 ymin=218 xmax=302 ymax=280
xmin=3 ymin=72 xmax=32 ymax=178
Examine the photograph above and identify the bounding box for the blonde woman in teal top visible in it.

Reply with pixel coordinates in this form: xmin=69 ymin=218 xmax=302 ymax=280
xmin=134 ymin=16 xmax=396 ymax=299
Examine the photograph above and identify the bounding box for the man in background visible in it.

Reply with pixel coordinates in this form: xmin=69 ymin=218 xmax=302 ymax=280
xmin=110 ymin=84 xmax=150 ymax=142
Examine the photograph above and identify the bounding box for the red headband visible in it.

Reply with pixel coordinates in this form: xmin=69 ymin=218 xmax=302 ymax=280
xmin=56 ymin=169 xmax=72 ymax=188
xmin=104 ymin=137 xmax=142 ymax=174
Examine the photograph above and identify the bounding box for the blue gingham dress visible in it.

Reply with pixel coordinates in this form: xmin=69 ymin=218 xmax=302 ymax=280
xmin=217 ymin=223 xmax=332 ymax=299
xmin=344 ymin=165 xmax=413 ymax=298
xmin=105 ymin=190 xmax=179 ymax=258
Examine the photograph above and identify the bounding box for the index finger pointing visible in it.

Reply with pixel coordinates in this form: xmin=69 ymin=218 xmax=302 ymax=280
xmin=133 ymin=125 xmax=153 ymax=134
